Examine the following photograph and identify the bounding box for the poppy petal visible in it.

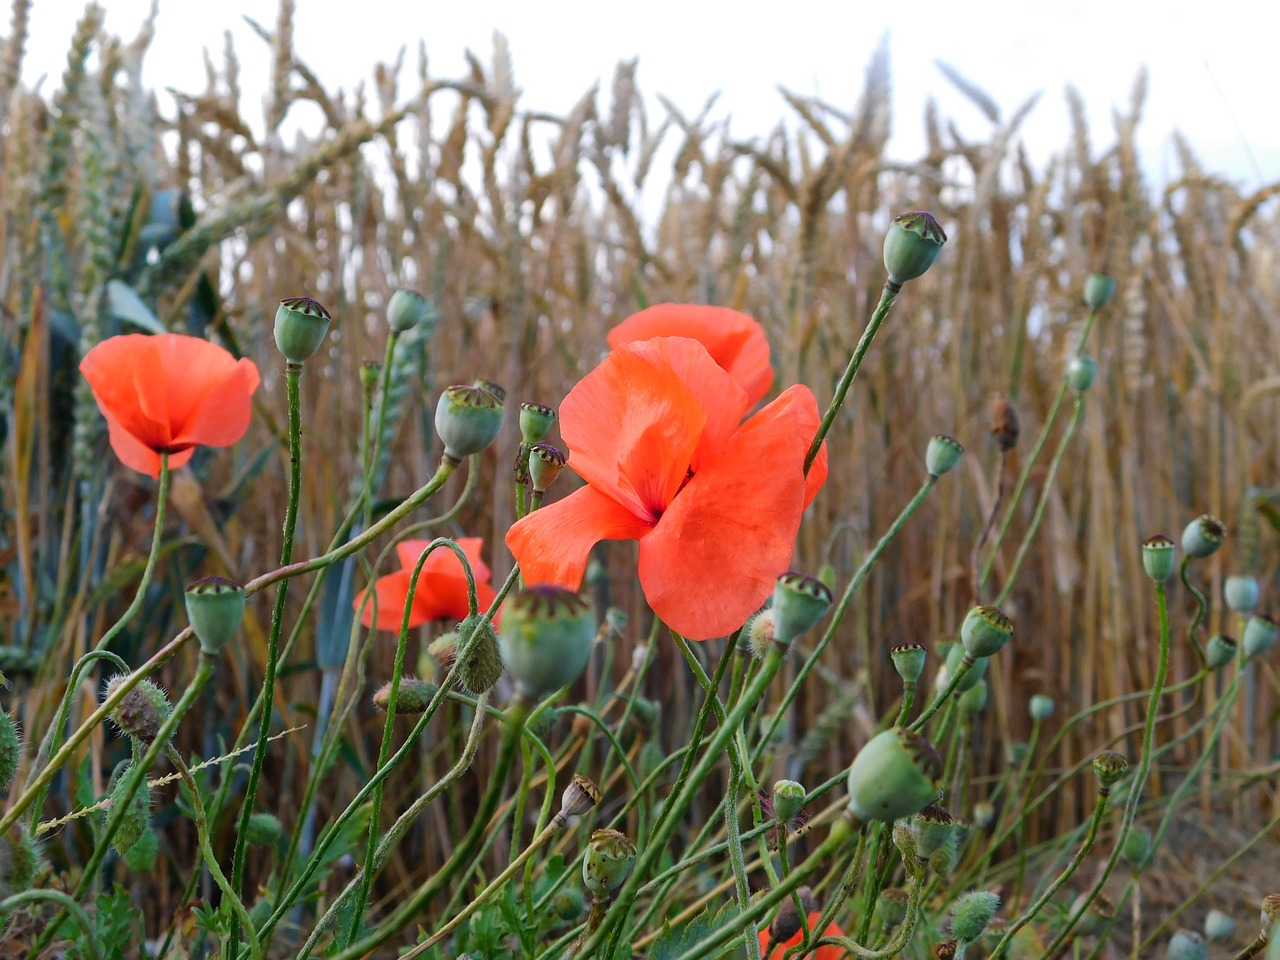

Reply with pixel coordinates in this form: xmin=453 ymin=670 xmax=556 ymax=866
xmin=637 ymin=337 xmax=749 ymax=469
xmin=81 ymin=335 xmax=174 ymax=450
xmin=507 ymin=484 xmax=653 ymax=589
xmin=171 ymin=357 xmax=261 ymax=448
xmin=99 ymin=404 xmax=194 ymax=477
xmin=608 ymin=303 xmax=774 ymax=407
xmin=356 ymin=570 xmax=424 ymax=631
xmin=758 ymin=912 xmax=845 ymax=959
xmin=412 ymin=569 xmax=498 ymax=623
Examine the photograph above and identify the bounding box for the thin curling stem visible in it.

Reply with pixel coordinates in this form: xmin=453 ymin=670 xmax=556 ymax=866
xmin=1178 ymin=556 xmax=1209 ymax=664
xmin=0 ymin=890 xmax=100 ymax=960
xmin=805 ymin=283 xmax=900 ymax=472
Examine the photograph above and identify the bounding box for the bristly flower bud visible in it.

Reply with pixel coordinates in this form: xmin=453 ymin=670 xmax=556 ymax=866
xmin=767 ymin=887 xmax=817 ymax=947
xmin=1084 ymin=273 xmax=1117 ymax=310
xmin=1166 ymin=930 xmax=1208 ymax=960
xmin=772 ymin=780 xmax=806 ymax=824
xmin=1225 ymin=575 xmax=1260 ymax=614
xmin=990 ymin=395 xmax=1020 ymax=452
xmin=1142 ymin=534 xmax=1176 ymax=582
xmin=184 ymin=576 xmax=246 ymax=656
xmin=891 ymin=642 xmax=927 ymax=684
xmin=960 ymin=604 xmax=1014 ymax=659
xmin=103 ymin=677 xmax=173 ymax=747
xmin=1029 ymin=694 xmax=1055 ymax=722
xmin=950 ymin=890 xmax=1000 ymax=944
xmin=0 ymin=823 xmax=42 ymax=895
xmin=880 ymin=887 xmax=910 ymax=927
xmin=1092 ymin=750 xmax=1129 ymax=791
xmin=926 ymin=435 xmax=964 ymax=477
xmin=771 ymin=572 xmax=833 ymax=646
xmin=107 ymin=765 xmax=151 ymax=856
xmin=0 ymin=711 xmax=20 ymax=793
xmin=1243 ymin=614 xmax=1279 ymax=660
xmin=1206 ymin=634 xmax=1238 ymax=670
xmin=1204 ymin=910 xmax=1235 ymax=942
xmin=558 ymin=774 xmax=601 ymax=822
xmin=883 ymin=211 xmax=947 ymax=287
xmin=498 ymin=587 xmax=596 ymax=699
xmin=386 ymin=289 xmax=433 ymax=334
xmin=519 ymin=401 xmax=557 ymax=445
xmin=435 ymin=385 xmax=505 ymax=461
xmin=453 ymin=616 xmax=505 ymax=695
xmin=582 ymin=828 xmax=636 ymax=900
xmin=1181 ymin=515 xmax=1226 ymax=560
xmin=372 ymin=677 xmax=438 ymax=714
xmin=846 ymin=727 xmax=943 ymax=823
xmin=528 ymin=442 xmax=567 ymax=495
xmin=245 ymin=812 xmax=285 ymax=848
xmin=273 ymin=296 xmax=332 ymax=365
xmin=1067 ymin=356 xmax=1097 ymax=392
xmin=472 ymin=378 xmax=506 ymax=403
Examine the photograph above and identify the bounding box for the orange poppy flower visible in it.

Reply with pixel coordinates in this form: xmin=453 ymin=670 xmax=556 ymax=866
xmin=506 ymin=337 xmax=826 ymax=641
xmin=79 ymin=333 xmax=261 ymax=478
xmin=758 ymin=911 xmax=846 ymax=959
xmin=606 ymin=303 xmax=774 ymax=407
xmin=356 ymin=537 xmax=497 ymax=631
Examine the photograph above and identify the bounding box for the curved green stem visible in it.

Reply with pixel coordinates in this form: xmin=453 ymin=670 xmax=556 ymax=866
xmin=909 ymin=656 xmax=974 ymax=732
xmin=1 ymin=890 xmax=100 ymax=960
xmin=1178 ymin=556 xmax=1209 ymax=664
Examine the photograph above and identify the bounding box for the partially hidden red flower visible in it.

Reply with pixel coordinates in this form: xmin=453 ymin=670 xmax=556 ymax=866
xmin=758 ymin=912 xmax=846 ymax=960
xmin=356 ymin=537 xmax=497 ymax=631
xmin=506 ymin=337 xmax=826 ymax=641
xmin=607 ymin=303 xmax=774 ymax=407
xmin=79 ymin=333 xmax=261 ymax=478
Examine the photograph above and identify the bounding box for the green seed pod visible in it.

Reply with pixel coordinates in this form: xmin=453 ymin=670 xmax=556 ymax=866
xmin=1083 ymin=274 xmax=1117 ymax=310
xmin=453 ymin=616 xmax=505 ymax=695
xmin=959 ymin=679 xmax=988 ymax=715
xmin=1092 ymin=750 xmax=1129 ymax=791
xmin=434 ymin=385 xmax=505 ymax=461
xmin=1268 ymin=931 xmax=1280 ymax=960
xmin=581 ymin=828 xmax=636 ymax=900
xmin=1206 ymin=634 xmax=1238 ymax=670
xmin=1243 ymin=615 xmax=1279 ymax=660
xmin=1204 ymin=909 xmax=1236 ymax=942
xmin=940 ymin=643 xmax=989 ymax=693
xmin=386 ymin=289 xmax=432 ymax=334
xmin=926 ymin=435 xmax=964 ymax=477
xmin=1123 ymin=827 xmax=1152 ymax=868
xmin=972 ymin=801 xmax=995 ymax=829
xmin=891 ymin=642 xmax=927 ymax=684
xmin=559 ymin=774 xmax=601 ymax=820
xmin=845 ymin=727 xmax=943 ymax=823
xmin=0 ymin=711 xmax=20 ymax=793
xmin=103 ymin=677 xmax=173 ymax=747
xmin=910 ymin=804 xmax=956 ymax=858
xmin=1142 ymin=534 xmax=1177 ymax=582
xmin=1166 ymin=930 xmax=1208 ymax=960
xmin=771 ymin=572 xmax=833 ymax=646
xmin=880 ymin=887 xmax=910 ymax=927
xmin=528 ymin=442 xmax=567 ymax=495
xmin=930 ymin=831 xmax=961 ymax=877
xmin=1029 ymin=694 xmax=1055 ymax=722
xmin=1066 ymin=356 xmax=1097 ymax=392
xmin=883 ymin=211 xmax=947 ymax=286
xmin=108 ymin=766 xmax=151 ymax=856
xmin=184 ymin=576 xmax=246 ymax=656
xmin=772 ymin=779 xmax=806 ymax=824
xmin=245 ymin=812 xmax=284 ymax=848
xmin=519 ymin=401 xmax=557 ymax=445
xmin=551 ymin=886 xmax=586 ymax=922
xmin=1225 ymin=575 xmax=1260 ymax=614
xmin=122 ymin=825 xmax=158 ymax=872
xmin=372 ymin=677 xmax=439 ymax=714
xmin=961 ymin=605 xmax=1013 ymax=659
xmin=951 ymin=890 xmax=1000 ymax=944
xmin=273 ymin=296 xmax=332 ymax=365
xmin=498 ymin=587 xmax=596 ymax=700
xmin=1181 ymin=515 xmax=1226 ymax=560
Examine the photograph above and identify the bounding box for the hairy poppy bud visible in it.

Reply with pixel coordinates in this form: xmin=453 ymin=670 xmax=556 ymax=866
xmin=185 ymin=576 xmax=246 ymax=655
xmin=582 ymin=828 xmax=636 ymax=900
xmin=386 ymin=289 xmax=432 ymax=334
xmin=926 ymin=435 xmax=964 ymax=477
xmin=1142 ymin=534 xmax=1176 ymax=582
xmin=961 ymin=604 xmax=1013 ymax=659
xmin=0 ymin=711 xmax=19 ymax=793
xmin=1092 ymin=750 xmax=1129 ymax=791
xmin=1084 ymin=273 xmax=1117 ymax=310
xmin=1204 ymin=910 xmax=1235 ymax=942
xmin=1226 ymin=575 xmax=1260 ymax=614
xmin=103 ymin=677 xmax=173 ymax=747
xmin=1029 ymin=694 xmax=1055 ymax=722
xmin=273 ymin=296 xmax=332 ymax=365
xmin=880 ymin=887 xmax=910 ymax=927
xmin=519 ymin=402 xmax=557 ymax=445
xmin=1067 ymin=356 xmax=1097 ymax=392
xmin=435 ymin=385 xmax=505 ymax=461
xmin=528 ymin=442 xmax=567 ymax=495
xmin=1243 ymin=614 xmax=1279 ymax=660
xmin=1181 ymin=515 xmax=1226 ymax=560
xmin=845 ymin=727 xmax=942 ymax=823
xmin=744 ymin=610 xmax=776 ymax=658
xmin=883 ymin=211 xmax=947 ymax=286
xmin=372 ymin=677 xmax=438 ymax=714
xmin=0 ymin=823 xmax=41 ymax=896
xmin=245 ymin=812 xmax=284 ymax=848
xmin=452 ymin=616 xmax=504 ymax=695
xmin=773 ymin=779 xmax=806 ymax=824
xmin=891 ymin=642 xmax=927 ymax=684
xmin=1206 ymin=634 xmax=1238 ymax=670
xmin=1167 ymin=930 xmax=1208 ymax=960
xmin=951 ymin=890 xmax=1000 ymax=944
xmin=108 ymin=765 xmax=151 ymax=856
xmin=498 ymin=587 xmax=596 ymax=700
xmin=771 ymin=572 xmax=833 ymax=646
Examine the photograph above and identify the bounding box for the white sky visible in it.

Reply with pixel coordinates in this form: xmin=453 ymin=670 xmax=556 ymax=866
xmin=21 ymin=0 xmax=1279 ymax=190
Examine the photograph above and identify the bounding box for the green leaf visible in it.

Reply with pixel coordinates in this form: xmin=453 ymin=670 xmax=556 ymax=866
xmin=107 ymin=280 xmax=168 ymax=335
xmin=649 ymin=900 xmax=743 ymax=960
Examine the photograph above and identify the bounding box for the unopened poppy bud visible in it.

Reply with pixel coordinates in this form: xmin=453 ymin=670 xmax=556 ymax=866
xmin=1167 ymin=930 xmax=1208 ymax=960
xmin=123 ymin=826 xmax=157 ymax=872
xmin=528 ymin=442 xmax=567 ymax=495
xmin=1142 ymin=535 xmax=1176 ymax=582
xmin=883 ymin=211 xmax=947 ymax=287
xmin=498 ymin=587 xmax=595 ymax=699
xmin=1243 ymin=614 xmax=1279 ymax=660
xmin=1084 ymin=273 xmax=1117 ymax=309
xmin=0 ymin=823 xmax=41 ymax=894
xmin=386 ymin=289 xmax=432 ymax=334
xmin=990 ymin=395 xmax=1020 ymax=452
xmin=745 ymin=610 xmax=776 ymax=657
xmin=880 ymin=887 xmax=910 ymax=927
xmin=1181 ymin=515 xmax=1226 ymax=560
xmin=0 ymin=711 xmax=19 ymax=793
xmin=972 ymin=801 xmax=995 ymax=829
xmin=372 ymin=677 xmax=438 ymax=713
xmin=768 ymin=887 xmax=817 ymax=946
xmin=582 ymin=828 xmax=636 ymax=900
xmin=552 ymin=887 xmax=586 ymax=921
xmin=108 ymin=766 xmax=151 ymax=856
xmin=1206 ymin=634 xmax=1238 ymax=670
xmin=773 ymin=779 xmax=806 ymax=824
xmin=771 ymin=572 xmax=833 ymax=645
xmin=472 ymin=378 xmax=506 ymax=403
xmin=845 ymin=727 xmax=942 ymax=823
xmin=961 ymin=604 xmax=1013 ymax=659
xmin=1204 ymin=910 xmax=1235 ymax=942
xmin=184 ymin=576 xmax=246 ymax=655
xmin=1092 ymin=750 xmax=1129 ymax=791
xmin=245 ymin=812 xmax=284 ymax=848
xmin=1225 ymin=575 xmax=1260 ymax=614
xmin=359 ymin=361 xmax=381 ymax=392
xmin=1123 ymin=827 xmax=1152 ymax=867
xmin=273 ymin=296 xmax=332 ymax=365
xmin=1261 ymin=894 xmax=1280 ymax=940
xmin=891 ymin=642 xmax=927 ymax=684
xmin=519 ymin=401 xmax=556 ymax=444
xmin=911 ymin=804 xmax=956 ymax=858
xmin=1067 ymin=356 xmax=1097 ymax=392
xmin=453 ymin=616 xmax=505 ymax=695
xmin=435 ymin=385 xmax=505 ymax=461
xmin=959 ymin=680 xmax=988 ymax=715
xmin=427 ymin=633 xmax=458 ymax=675
xmin=926 ymin=435 xmax=964 ymax=477
xmin=1029 ymin=694 xmax=1055 ymax=722
xmin=103 ymin=677 xmax=173 ymax=747
xmin=1071 ymin=893 xmax=1117 ymax=936
xmin=558 ymin=774 xmax=601 ymax=821
xmin=951 ymin=890 xmax=1000 ymax=944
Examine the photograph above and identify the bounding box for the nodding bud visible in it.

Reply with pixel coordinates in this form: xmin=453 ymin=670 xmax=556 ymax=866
xmin=1123 ymin=827 xmax=1152 ymax=868
xmin=528 ymin=442 xmax=567 ymax=495
xmin=435 ymin=385 xmax=505 ymax=461
xmin=950 ymin=890 xmax=1000 ymax=944
xmin=184 ymin=576 xmax=246 ymax=656
xmin=1084 ymin=273 xmax=1117 ymax=310
xmin=771 ymin=572 xmax=833 ymax=646
xmin=960 ymin=604 xmax=1013 ymax=659
xmin=1225 ymin=575 xmax=1260 ymax=614
xmin=386 ymin=289 xmax=433 ymax=334
xmin=1181 ymin=515 xmax=1226 ymax=560
xmin=972 ymin=801 xmax=995 ymax=829
xmin=768 ymin=887 xmax=817 ymax=946
xmin=1243 ymin=614 xmax=1279 ymax=660
xmin=108 ymin=765 xmax=151 ymax=856
xmin=772 ymin=779 xmax=806 ymax=824
xmin=498 ymin=587 xmax=596 ymax=699
xmin=1142 ymin=534 xmax=1176 ymax=582
xmin=0 ymin=710 xmax=20 ymax=793
xmin=453 ymin=616 xmax=505 ymax=695
xmin=883 ymin=211 xmax=947 ymax=287
xmin=582 ymin=828 xmax=636 ymax=900
xmin=245 ymin=812 xmax=285 ymax=848
xmin=103 ymin=677 xmax=173 ymax=747
xmin=1092 ymin=750 xmax=1129 ymax=791
xmin=1071 ymin=893 xmax=1117 ymax=936
xmin=990 ymin=395 xmax=1020 ymax=452
xmin=519 ymin=402 xmax=557 ymax=445
xmin=845 ymin=727 xmax=943 ymax=823
xmin=1166 ymin=930 xmax=1208 ymax=960
xmin=1206 ymin=634 xmax=1238 ymax=670
xmin=891 ymin=642 xmax=927 ymax=684
xmin=1204 ymin=910 xmax=1236 ymax=943
xmin=273 ymin=296 xmax=332 ymax=365
xmin=558 ymin=774 xmax=601 ymax=821
xmin=1029 ymin=694 xmax=1055 ymax=722
xmin=472 ymin=378 xmax=506 ymax=403
xmin=1261 ymin=894 xmax=1280 ymax=941
xmin=880 ymin=887 xmax=910 ymax=927
xmin=959 ymin=680 xmax=988 ymax=715
xmin=926 ymin=435 xmax=964 ymax=477
xmin=372 ymin=677 xmax=438 ymax=714
xmin=1067 ymin=356 xmax=1098 ymax=392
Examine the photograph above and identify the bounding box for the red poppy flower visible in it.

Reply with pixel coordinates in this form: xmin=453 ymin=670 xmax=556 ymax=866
xmin=607 ymin=303 xmax=774 ymax=407
xmin=506 ymin=337 xmax=826 ymax=641
xmin=356 ymin=537 xmax=497 ymax=631
xmin=758 ymin=911 xmax=846 ymax=959
xmin=79 ymin=333 xmax=261 ymax=478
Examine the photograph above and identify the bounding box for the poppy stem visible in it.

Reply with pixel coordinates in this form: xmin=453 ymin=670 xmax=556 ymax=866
xmin=804 ymin=283 xmax=900 ymax=473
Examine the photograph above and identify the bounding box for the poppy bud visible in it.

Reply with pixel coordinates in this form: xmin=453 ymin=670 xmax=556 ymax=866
xmin=246 ymin=812 xmax=285 ymax=848
xmin=773 ymin=779 xmax=806 ymax=824
xmin=519 ymin=401 xmax=557 ymax=445
xmin=372 ymin=677 xmax=438 ymax=714
xmin=559 ymin=774 xmax=602 ymax=821
xmin=1123 ymin=827 xmax=1152 ymax=868
xmin=1204 ymin=910 xmax=1235 ymax=943
xmin=880 ymin=887 xmax=910 ymax=927
xmin=845 ymin=727 xmax=942 ymax=823
xmin=473 ymin=378 xmax=506 ymax=403
xmin=1167 ymin=930 xmax=1208 ymax=960
xmin=1084 ymin=273 xmax=1117 ymax=310
xmin=108 ymin=765 xmax=151 ymax=856
xmin=926 ymin=435 xmax=965 ymax=477
xmin=951 ymin=890 xmax=1000 ymax=944
xmin=359 ymin=361 xmax=381 ymax=392
xmin=1243 ymin=614 xmax=1279 ymax=660
xmin=528 ymin=442 xmax=567 ymax=495
xmin=1206 ymin=634 xmax=1238 ymax=670
xmin=498 ymin=587 xmax=596 ymax=700
xmin=972 ymin=801 xmax=995 ymax=829
xmin=883 ymin=211 xmax=947 ymax=287
xmin=582 ymin=828 xmax=636 ymax=900
xmin=184 ymin=576 xmax=246 ymax=656
xmin=771 ymin=572 xmax=833 ymax=646
xmin=103 ymin=677 xmax=173 ymax=748
xmin=0 ymin=711 xmax=19 ymax=793
xmin=911 ymin=804 xmax=956 ymax=858
xmin=435 ymin=385 xmax=505 ymax=461
xmin=934 ymin=939 xmax=958 ymax=958
xmin=961 ymin=604 xmax=1014 ymax=659
xmin=745 ymin=610 xmax=776 ymax=658
xmin=1261 ymin=894 xmax=1280 ymax=940
xmin=1029 ymin=694 xmax=1055 ymax=722
xmin=959 ymin=680 xmax=988 ymax=715
xmin=1067 ymin=356 xmax=1097 ymax=392
xmin=1225 ymin=575 xmax=1260 ymax=614
xmin=386 ymin=289 xmax=432 ymax=334
xmin=0 ymin=823 xmax=41 ymax=895
xmin=123 ymin=827 xmax=157 ymax=873
xmin=1142 ymin=534 xmax=1176 ymax=582
xmin=1181 ymin=515 xmax=1226 ymax=560
xmin=939 ymin=643 xmax=988 ymax=693
xmin=454 ymin=616 xmax=505 ymax=695
xmin=891 ymin=642 xmax=927 ymax=684
xmin=273 ymin=296 xmax=332 ymax=365
xmin=1092 ymin=750 xmax=1129 ymax=791
xmin=427 ymin=634 xmax=459 ymax=675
